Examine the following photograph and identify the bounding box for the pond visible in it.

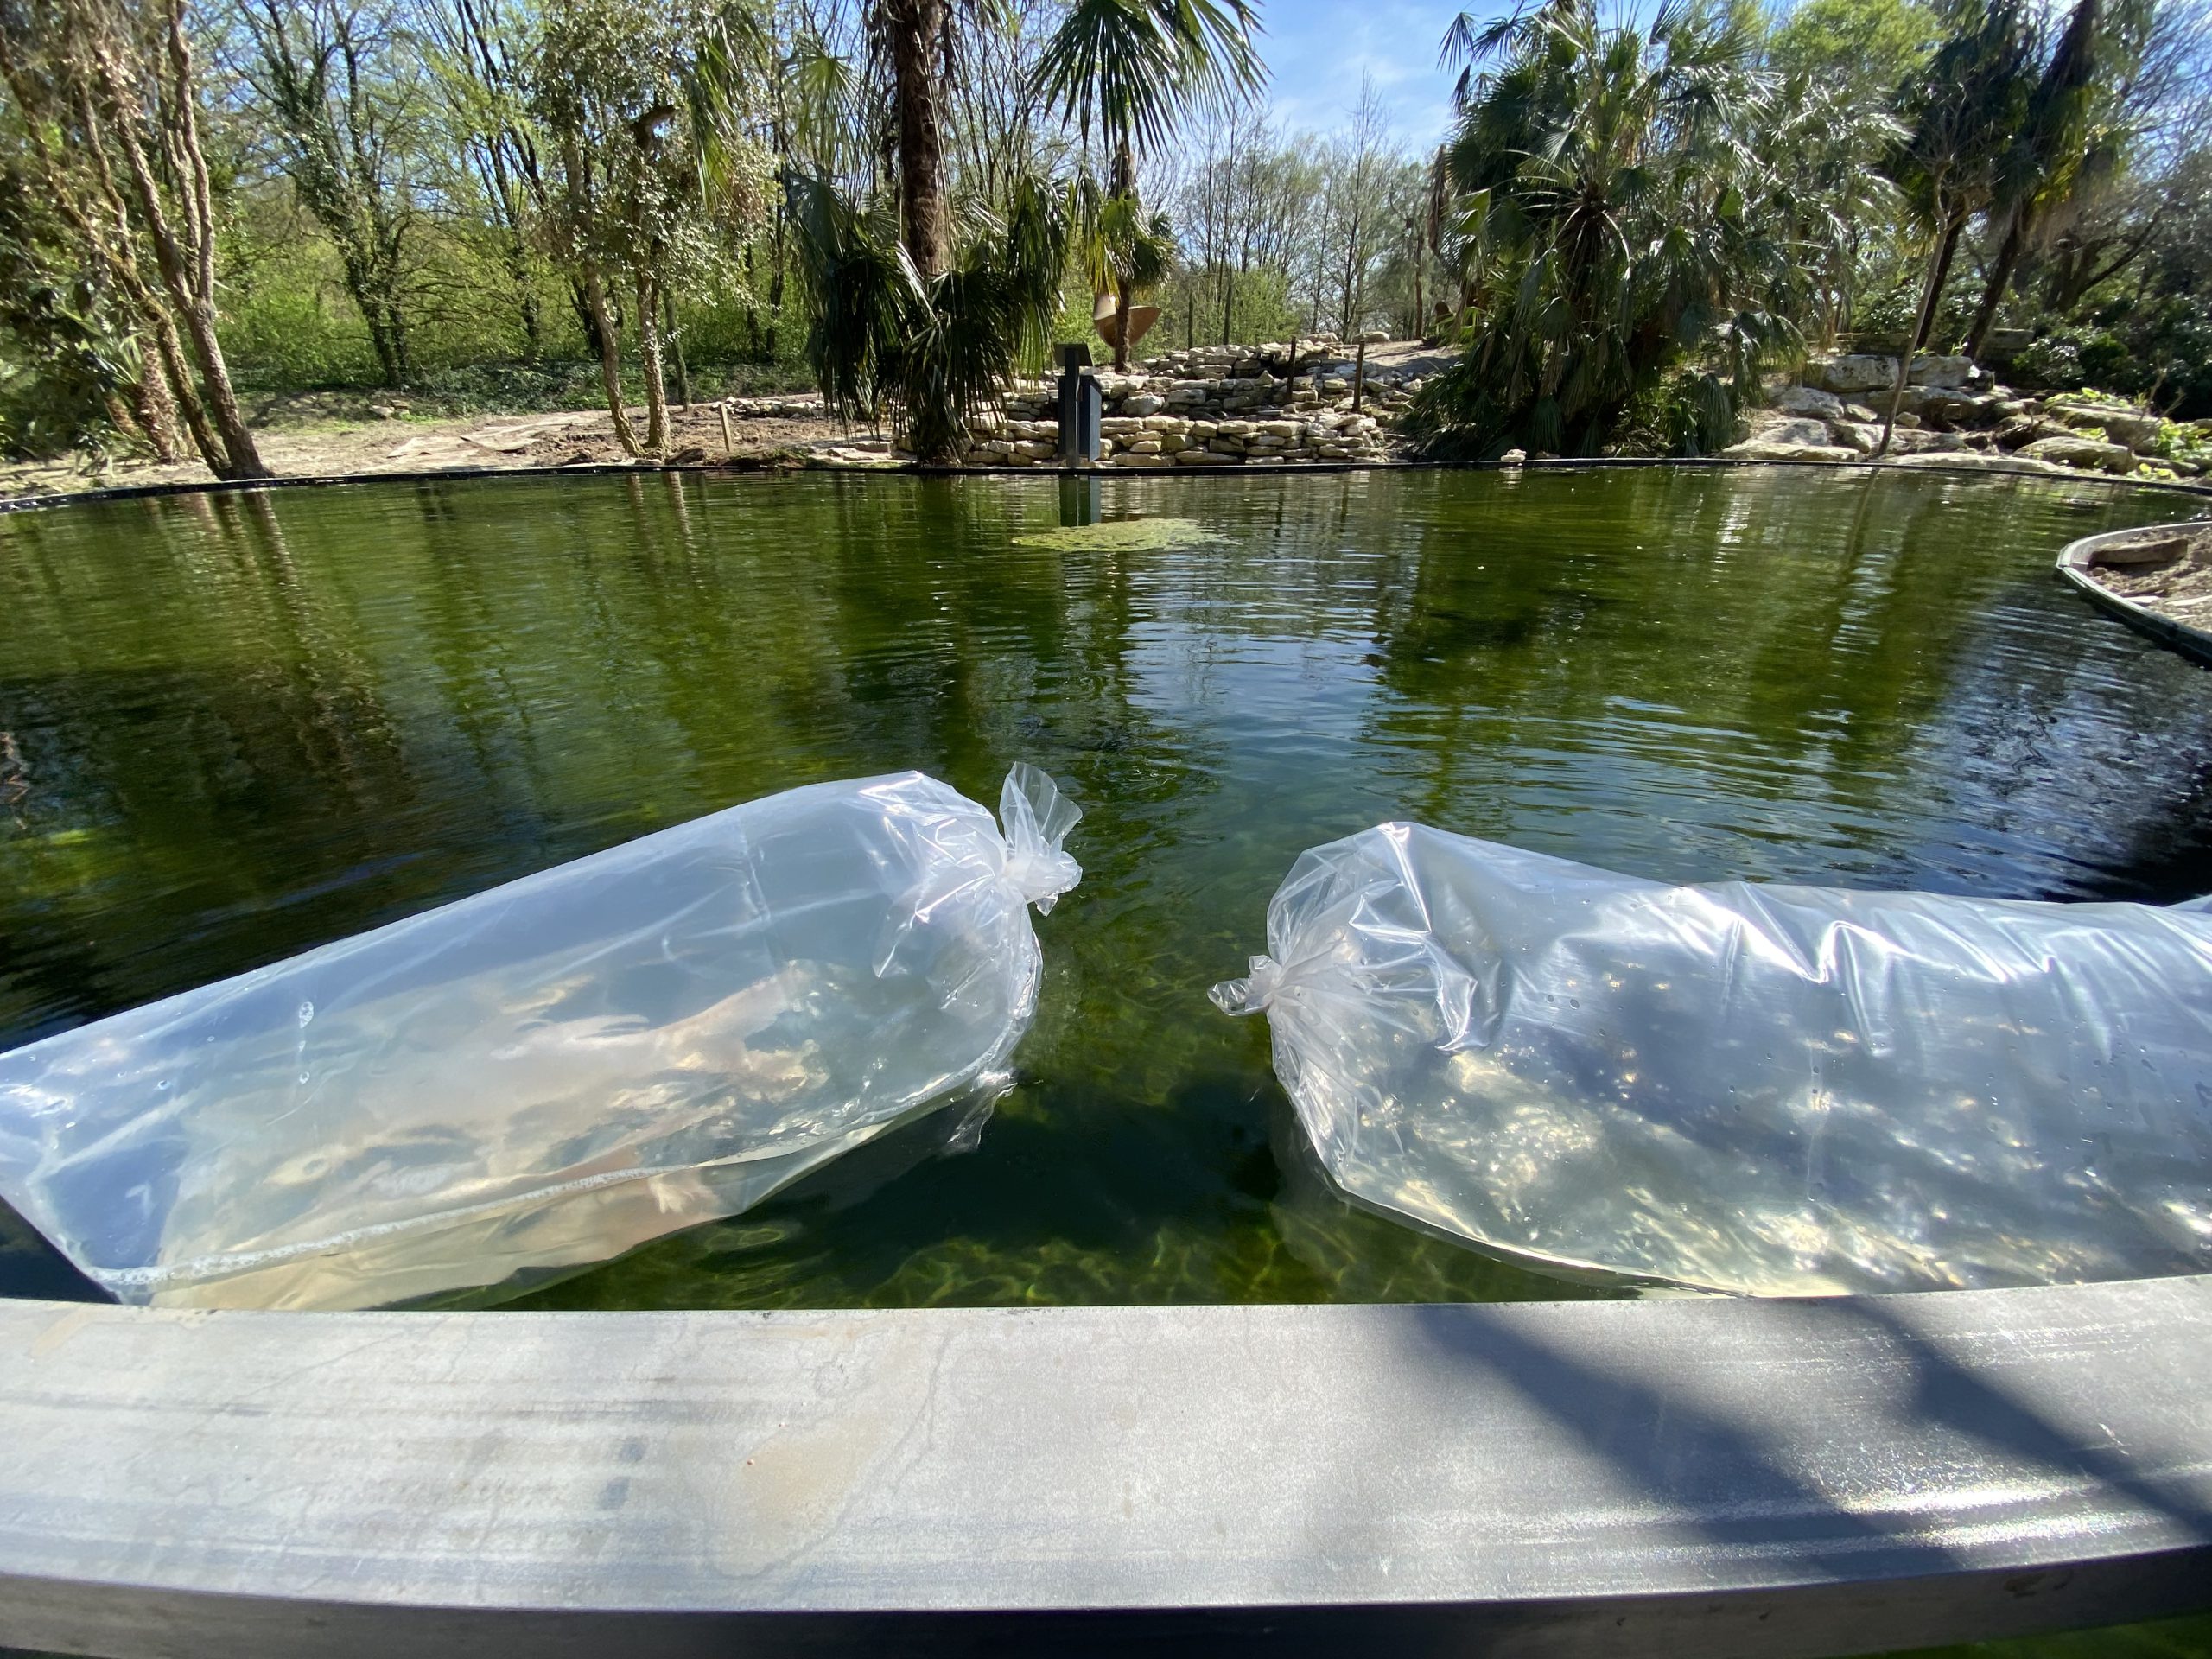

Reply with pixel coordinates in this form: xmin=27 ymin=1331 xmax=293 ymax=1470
xmin=2 ymin=465 xmax=2206 ymax=1311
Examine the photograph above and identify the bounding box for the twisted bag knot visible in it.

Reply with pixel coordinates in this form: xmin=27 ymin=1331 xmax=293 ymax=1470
xmin=998 ymin=762 xmax=1083 ymax=914
xmin=1209 ymin=956 xmax=1284 ymax=1016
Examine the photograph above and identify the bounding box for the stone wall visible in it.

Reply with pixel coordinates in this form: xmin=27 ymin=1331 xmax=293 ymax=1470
xmin=940 ymin=334 xmax=1430 ymax=467
xmin=1726 ymin=352 xmax=2204 ymax=477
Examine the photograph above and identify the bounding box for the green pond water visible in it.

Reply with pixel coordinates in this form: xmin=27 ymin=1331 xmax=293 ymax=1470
xmin=2 ymin=465 xmax=2208 ymax=1311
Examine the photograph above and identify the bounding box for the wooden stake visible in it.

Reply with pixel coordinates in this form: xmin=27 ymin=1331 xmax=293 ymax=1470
xmin=718 ymin=401 xmax=734 ymax=459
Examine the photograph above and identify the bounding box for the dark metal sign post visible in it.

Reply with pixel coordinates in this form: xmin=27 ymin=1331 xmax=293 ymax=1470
xmin=1057 ymin=342 xmax=1102 ymax=464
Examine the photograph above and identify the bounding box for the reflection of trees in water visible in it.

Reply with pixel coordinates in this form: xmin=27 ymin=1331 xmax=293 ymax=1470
xmin=0 ymin=493 xmax=417 ymax=1037
xmin=1343 ymin=470 xmax=2186 ymax=883
xmin=1897 ymin=553 xmax=2212 ymax=901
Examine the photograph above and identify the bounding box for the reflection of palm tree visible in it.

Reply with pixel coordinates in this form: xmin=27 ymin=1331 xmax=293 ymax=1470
xmin=1353 ymin=472 xmax=2082 ymax=860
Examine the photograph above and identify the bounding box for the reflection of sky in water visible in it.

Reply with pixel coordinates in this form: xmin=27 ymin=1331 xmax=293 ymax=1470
xmin=0 ymin=467 xmax=2204 ymax=1313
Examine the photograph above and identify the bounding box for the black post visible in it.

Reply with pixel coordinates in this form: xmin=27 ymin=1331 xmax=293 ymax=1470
xmin=1058 ymin=343 xmax=1102 ymax=464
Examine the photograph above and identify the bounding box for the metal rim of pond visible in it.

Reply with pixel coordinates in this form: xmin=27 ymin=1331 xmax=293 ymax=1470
xmin=2056 ymin=520 xmax=2212 ymax=664
xmin=1 ymin=451 xmax=2210 ymax=518
xmin=4 ymin=476 xmax=2211 ymax=1658
xmin=1 ymin=1279 xmax=2209 ymax=1657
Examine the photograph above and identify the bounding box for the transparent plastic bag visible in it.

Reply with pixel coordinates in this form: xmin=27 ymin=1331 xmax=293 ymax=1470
xmin=0 ymin=766 xmax=1080 ymax=1310
xmin=1213 ymin=825 xmax=2212 ymax=1296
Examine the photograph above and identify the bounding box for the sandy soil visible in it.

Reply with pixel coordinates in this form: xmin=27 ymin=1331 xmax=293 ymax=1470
xmin=2088 ymin=525 xmax=2212 ymax=624
xmin=0 ymin=396 xmax=865 ymax=501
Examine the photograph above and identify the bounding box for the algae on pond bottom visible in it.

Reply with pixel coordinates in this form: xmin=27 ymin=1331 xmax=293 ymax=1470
xmin=1012 ymin=517 xmax=1227 ymax=553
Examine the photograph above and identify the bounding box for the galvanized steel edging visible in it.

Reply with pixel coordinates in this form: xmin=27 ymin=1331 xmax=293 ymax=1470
xmin=2 ymin=454 xmax=2210 ymax=517
xmin=2 ymin=1279 xmax=2209 ymax=1657
xmin=2056 ymin=521 xmax=2212 ymax=665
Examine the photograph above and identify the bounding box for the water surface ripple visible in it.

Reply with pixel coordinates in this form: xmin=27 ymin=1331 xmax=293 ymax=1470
xmin=1 ymin=467 xmax=2204 ymax=1309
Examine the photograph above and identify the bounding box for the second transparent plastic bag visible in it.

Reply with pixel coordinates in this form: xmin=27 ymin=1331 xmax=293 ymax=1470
xmin=1213 ymin=825 xmax=2212 ymax=1296
xmin=0 ymin=766 xmax=1080 ymax=1310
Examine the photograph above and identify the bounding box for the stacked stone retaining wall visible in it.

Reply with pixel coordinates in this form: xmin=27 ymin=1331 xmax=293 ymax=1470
xmin=938 ymin=335 xmax=1431 ymax=467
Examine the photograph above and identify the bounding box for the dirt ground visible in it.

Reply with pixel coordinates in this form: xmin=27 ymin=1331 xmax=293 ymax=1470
xmin=0 ymin=396 xmax=868 ymax=501
xmin=2088 ymin=525 xmax=2212 ymax=622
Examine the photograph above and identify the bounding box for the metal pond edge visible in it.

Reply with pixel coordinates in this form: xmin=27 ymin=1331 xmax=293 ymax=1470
xmin=2 ymin=1280 xmax=2209 ymax=1657
xmin=2056 ymin=522 xmax=2212 ymax=666
xmin=1 ymin=454 xmax=2209 ymax=516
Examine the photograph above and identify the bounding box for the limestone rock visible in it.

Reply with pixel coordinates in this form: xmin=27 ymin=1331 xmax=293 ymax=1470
xmin=2047 ymin=400 xmax=2161 ymax=448
xmin=1722 ymin=437 xmax=1857 ymax=462
xmin=1774 ymin=385 xmax=1846 ymax=420
xmin=1908 ymin=354 xmax=1975 ymax=389
xmin=1809 ymin=354 xmax=1897 ymax=394
xmin=1885 ymin=452 xmax=2070 ymax=475
xmin=2019 ymin=435 xmax=2135 ymax=472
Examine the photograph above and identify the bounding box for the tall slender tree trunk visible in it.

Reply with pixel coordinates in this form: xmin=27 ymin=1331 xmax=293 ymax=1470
xmin=1879 ymin=210 xmax=1961 ymax=458
xmin=127 ymin=362 xmax=183 ymax=461
xmin=766 ymin=208 xmax=787 ymax=359
xmin=884 ymin=0 xmax=949 ymax=277
xmin=88 ymin=6 xmax=266 ymax=479
xmin=585 ymin=265 xmax=641 ymax=455
xmin=663 ymin=289 xmax=690 ymax=408
xmin=1965 ymin=209 xmax=2030 ymax=361
xmin=637 ymin=274 xmax=670 ymax=454
xmin=1911 ymin=214 xmax=1965 ymax=352
xmin=571 ymin=278 xmax=607 ymax=359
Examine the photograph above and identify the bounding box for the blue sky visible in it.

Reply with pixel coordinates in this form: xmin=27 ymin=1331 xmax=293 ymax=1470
xmin=1254 ymin=0 xmax=1484 ymax=145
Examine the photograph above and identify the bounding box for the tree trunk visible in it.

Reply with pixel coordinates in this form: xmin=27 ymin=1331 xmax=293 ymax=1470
xmin=766 ymin=208 xmax=786 ymax=359
xmin=570 ymin=277 xmax=611 ymax=359
xmin=1112 ymin=278 xmax=1132 ymax=372
xmin=88 ymin=3 xmax=265 ymax=479
xmin=637 ymin=274 xmax=669 ymax=454
xmin=127 ymin=362 xmax=183 ymax=462
xmin=585 ymin=265 xmax=641 ymax=455
xmin=1878 ymin=213 xmax=1959 ymax=459
xmin=884 ymin=0 xmax=950 ymax=277
xmin=1912 ymin=214 xmax=1965 ymax=352
xmin=664 ymin=289 xmax=690 ymax=408
xmin=1965 ymin=209 xmax=2030 ymax=361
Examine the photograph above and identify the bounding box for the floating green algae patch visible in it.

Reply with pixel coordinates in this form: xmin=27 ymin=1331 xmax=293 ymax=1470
xmin=0 ymin=467 xmax=2202 ymax=1313
xmin=1011 ymin=516 xmax=1226 ymax=552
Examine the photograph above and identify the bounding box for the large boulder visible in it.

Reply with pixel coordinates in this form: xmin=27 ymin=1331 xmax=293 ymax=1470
xmin=2046 ymin=399 xmax=2162 ymax=449
xmin=2019 ymin=435 xmax=2135 ymax=472
xmin=1909 ymin=354 xmax=1976 ymax=389
xmin=1993 ymin=415 xmax=2076 ymax=450
xmin=1745 ymin=416 xmax=1836 ymax=447
xmin=1808 ymin=354 xmax=1897 ymax=394
xmin=1774 ymin=385 xmax=1846 ymax=419
xmin=1723 ymin=421 xmax=1858 ymax=461
xmin=1885 ymin=452 xmax=2071 ymax=474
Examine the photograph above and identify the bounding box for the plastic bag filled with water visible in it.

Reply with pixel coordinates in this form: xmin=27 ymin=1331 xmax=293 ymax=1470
xmin=0 ymin=766 xmax=1080 ymax=1310
xmin=1211 ymin=825 xmax=2212 ymax=1296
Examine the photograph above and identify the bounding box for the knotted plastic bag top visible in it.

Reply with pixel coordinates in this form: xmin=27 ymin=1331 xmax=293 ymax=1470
xmin=999 ymin=762 xmax=1083 ymax=914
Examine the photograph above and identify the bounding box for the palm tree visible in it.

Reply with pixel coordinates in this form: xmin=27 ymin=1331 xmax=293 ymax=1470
xmin=1033 ymin=0 xmax=1263 ymax=366
xmin=1874 ymin=0 xmax=2037 ymax=454
xmin=786 ymin=169 xmax=1070 ymax=462
xmin=1408 ymin=0 xmax=1806 ymax=457
xmin=1081 ymin=182 xmax=1178 ymax=360
xmin=875 ymin=0 xmax=952 ymax=276
xmin=1961 ymin=0 xmax=2146 ymax=359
